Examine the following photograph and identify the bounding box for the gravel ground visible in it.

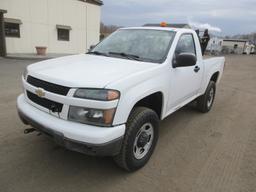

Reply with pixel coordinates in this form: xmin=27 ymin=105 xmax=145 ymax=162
xmin=0 ymin=55 xmax=256 ymax=192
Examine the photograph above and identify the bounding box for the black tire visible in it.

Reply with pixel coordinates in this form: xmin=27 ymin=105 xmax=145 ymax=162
xmin=196 ymin=81 xmax=216 ymax=113
xmin=113 ymin=107 xmax=159 ymax=171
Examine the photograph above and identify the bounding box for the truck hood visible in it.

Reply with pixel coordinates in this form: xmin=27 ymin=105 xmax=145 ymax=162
xmin=28 ymin=54 xmax=157 ymax=88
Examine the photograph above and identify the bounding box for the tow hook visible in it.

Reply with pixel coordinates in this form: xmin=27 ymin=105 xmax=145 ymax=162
xmin=24 ymin=128 xmax=36 ymax=134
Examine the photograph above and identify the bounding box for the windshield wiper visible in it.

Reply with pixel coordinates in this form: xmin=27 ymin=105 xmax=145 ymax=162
xmin=87 ymin=51 xmax=109 ymax=57
xmin=108 ymin=52 xmax=141 ymax=61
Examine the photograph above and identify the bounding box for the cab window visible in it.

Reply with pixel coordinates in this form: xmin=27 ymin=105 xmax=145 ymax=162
xmin=175 ymin=34 xmax=196 ymax=56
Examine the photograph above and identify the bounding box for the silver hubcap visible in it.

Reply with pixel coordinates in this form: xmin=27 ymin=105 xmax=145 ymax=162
xmin=133 ymin=123 xmax=154 ymax=160
xmin=207 ymin=88 xmax=214 ymax=108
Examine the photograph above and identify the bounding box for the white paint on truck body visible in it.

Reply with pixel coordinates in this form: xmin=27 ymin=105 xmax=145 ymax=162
xmin=17 ymin=27 xmax=225 ymax=145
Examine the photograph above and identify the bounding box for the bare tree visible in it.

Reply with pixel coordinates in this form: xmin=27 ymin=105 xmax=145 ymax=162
xmin=100 ymin=22 xmax=122 ymax=34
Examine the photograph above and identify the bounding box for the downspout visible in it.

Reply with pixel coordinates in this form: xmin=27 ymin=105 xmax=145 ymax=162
xmin=0 ymin=9 xmax=7 ymax=57
xmin=85 ymin=1 xmax=88 ymax=51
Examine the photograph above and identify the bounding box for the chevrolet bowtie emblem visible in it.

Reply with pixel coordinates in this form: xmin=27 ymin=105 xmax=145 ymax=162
xmin=35 ymin=88 xmax=46 ymax=98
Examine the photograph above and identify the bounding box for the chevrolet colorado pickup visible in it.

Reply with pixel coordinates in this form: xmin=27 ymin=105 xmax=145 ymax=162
xmin=17 ymin=26 xmax=225 ymax=171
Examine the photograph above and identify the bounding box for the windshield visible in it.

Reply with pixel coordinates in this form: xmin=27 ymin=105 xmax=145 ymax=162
xmin=90 ymin=29 xmax=176 ymax=63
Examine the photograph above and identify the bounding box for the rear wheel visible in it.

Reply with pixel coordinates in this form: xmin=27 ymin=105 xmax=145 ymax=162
xmin=114 ymin=107 xmax=159 ymax=171
xmin=196 ymin=81 xmax=216 ymax=113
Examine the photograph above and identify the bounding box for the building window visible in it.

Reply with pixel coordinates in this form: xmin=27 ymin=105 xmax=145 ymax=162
xmin=58 ymin=29 xmax=69 ymax=41
xmin=4 ymin=19 xmax=22 ymax=38
xmin=56 ymin=25 xmax=72 ymax=41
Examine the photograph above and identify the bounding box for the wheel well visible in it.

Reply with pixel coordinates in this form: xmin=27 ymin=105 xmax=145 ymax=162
xmin=210 ymin=72 xmax=219 ymax=83
xmin=133 ymin=92 xmax=163 ymax=119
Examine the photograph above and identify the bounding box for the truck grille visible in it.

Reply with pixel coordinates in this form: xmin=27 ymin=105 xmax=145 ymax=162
xmin=27 ymin=91 xmax=63 ymax=112
xmin=27 ymin=76 xmax=70 ymax=96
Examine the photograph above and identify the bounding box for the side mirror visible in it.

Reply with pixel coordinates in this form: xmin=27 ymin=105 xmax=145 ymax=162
xmin=88 ymin=45 xmax=96 ymax=52
xmin=173 ymin=53 xmax=197 ymax=68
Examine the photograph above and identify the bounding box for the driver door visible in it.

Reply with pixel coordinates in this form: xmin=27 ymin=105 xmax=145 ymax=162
xmin=168 ymin=33 xmax=203 ymax=110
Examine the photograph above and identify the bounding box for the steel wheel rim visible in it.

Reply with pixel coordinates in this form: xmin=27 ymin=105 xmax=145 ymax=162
xmin=207 ymin=88 xmax=214 ymax=108
xmin=133 ymin=123 xmax=154 ymax=160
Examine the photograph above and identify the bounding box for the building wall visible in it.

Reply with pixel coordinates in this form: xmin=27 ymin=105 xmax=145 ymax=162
xmin=86 ymin=3 xmax=101 ymax=50
xmin=0 ymin=0 xmax=101 ymax=54
xmin=222 ymin=41 xmax=246 ymax=48
xmin=222 ymin=41 xmax=247 ymax=54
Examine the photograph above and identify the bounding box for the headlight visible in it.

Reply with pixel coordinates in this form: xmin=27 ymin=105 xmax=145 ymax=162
xmin=23 ymin=67 xmax=28 ymax=80
xmin=74 ymin=89 xmax=120 ymax=101
xmin=68 ymin=106 xmax=116 ymax=127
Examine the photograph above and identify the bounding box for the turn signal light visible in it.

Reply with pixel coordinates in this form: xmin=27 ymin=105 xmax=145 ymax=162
xmin=160 ymin=22 xmax=167 ymax=27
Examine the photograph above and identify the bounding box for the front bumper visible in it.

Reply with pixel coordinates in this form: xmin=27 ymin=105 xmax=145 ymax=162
xmin=17 ymin=94 xmax=125 ymax=156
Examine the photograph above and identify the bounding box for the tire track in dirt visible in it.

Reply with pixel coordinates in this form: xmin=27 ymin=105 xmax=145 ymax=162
xmin=192 ymin=90 xmax=255 ymax=192
xmin=234 ymin=117 xmax=256 ymax=192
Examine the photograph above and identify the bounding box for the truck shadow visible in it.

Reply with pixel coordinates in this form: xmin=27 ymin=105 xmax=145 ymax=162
xmin=159 ymin=103 xmax=201 ymax=139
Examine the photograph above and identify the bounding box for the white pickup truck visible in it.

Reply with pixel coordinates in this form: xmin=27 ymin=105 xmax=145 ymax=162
xmin=17 ymin=26 xmax=225 ymax=171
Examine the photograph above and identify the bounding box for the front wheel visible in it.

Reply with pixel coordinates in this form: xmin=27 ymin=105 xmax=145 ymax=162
xmin=196 ymin=81 xmax=216 ymax=113
xmin=113 ymin=107 xmax=159 ymax=171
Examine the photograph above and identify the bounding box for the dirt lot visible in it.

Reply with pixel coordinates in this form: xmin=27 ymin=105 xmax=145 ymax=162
xmin=0 ymin=55 xmax=256 ymax=192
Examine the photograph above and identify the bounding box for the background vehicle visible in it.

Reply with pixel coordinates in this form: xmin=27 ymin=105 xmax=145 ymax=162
xmin=17 ymin=26 xmax=225 ymax=171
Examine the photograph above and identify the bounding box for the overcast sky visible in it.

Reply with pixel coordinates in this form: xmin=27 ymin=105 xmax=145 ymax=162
xmin=101 ymin=0 xmax=256 ymax=35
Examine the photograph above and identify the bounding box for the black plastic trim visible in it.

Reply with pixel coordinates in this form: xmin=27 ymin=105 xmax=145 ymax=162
xmin=27 ymin=91 xmax=63 ymax=112
xmin=27 ymin=76 xmax=70 ymax=96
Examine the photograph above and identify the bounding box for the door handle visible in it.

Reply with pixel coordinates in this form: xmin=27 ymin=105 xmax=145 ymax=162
xmin=194 ymin=66 xmax=200 ymax=73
